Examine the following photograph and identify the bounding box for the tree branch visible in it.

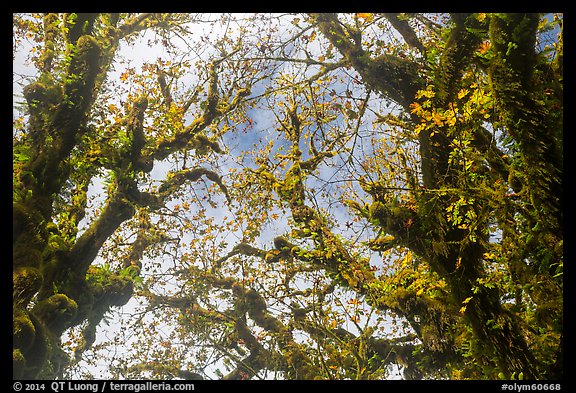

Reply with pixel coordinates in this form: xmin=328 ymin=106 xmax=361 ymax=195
xmin=383 ymin=13 xmax=426 ymax=56
xmin=312 ymin=13 xmax=423 ymax=108
xmin=69 ymin=191 xmax=135 ymax=274
xmin=158 ymin=167 xmax=231 ymax=204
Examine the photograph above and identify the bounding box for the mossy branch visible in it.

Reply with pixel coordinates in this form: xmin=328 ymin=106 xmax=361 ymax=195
xmin=312 ymin=13 xmax=423 ymax=108
xmin=383 ymin=13 xmax=426 ymax=55
xmin=69 ymin=191 xmax=135 ymax=275
xmin=152 ymin=63 xmax=249 ymax=162
xmin=158 ymin=167 xmax=231 ymax=204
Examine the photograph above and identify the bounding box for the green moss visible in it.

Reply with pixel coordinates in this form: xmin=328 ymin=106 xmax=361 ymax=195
xmin=13 ymin=309 xmax=36 ymax=352
xmin=86 ymin=265 xmax=135 ymax=306
xmin=13 ymin=202 xmax=46 ymax=259
xmin=23 ymin=82 xmax=50 ymax=107
xmin=367 ymin=235 xmax=396 ymax=251
xmin=75 ymin=35 xmax=101 ymax=64
xmin=13 ymin=349 xmax=26 ymax=379
xmin=265 ymin=250 xmax=281 ymax=263
xmin=22 ymin=313 xmax=51 ymax=379
xmin=106 ymin=275 xmax=134 ymax=306
xmin=13 ymin=267 xmax=43 ymax=306
xmin=13 ymin=246 xmax=43 ymax=269
xmin=33 ymin=294 xmax=78 ymax=335
xmin=369 ymin=201 xmax=387 ymax=221
xmin=281 ymin=164 xmax=304 ymax=203
xmin=192 ymin=133 xmax=222 ymax=155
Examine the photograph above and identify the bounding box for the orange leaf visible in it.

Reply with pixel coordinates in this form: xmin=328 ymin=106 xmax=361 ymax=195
xmin=478 ymin=41 xmax=491 ymax=55
xmin=357 ymin=13 xmax=374 ymax=22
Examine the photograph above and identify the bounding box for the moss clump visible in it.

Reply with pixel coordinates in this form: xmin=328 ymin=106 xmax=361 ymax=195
xmin=264 ymin=250 xmax=281 ymax=263
xmin=192 ymin=133 xmax=222 ymax=155
xmin=13 ymin=247 xmax=43 ymax=270
xmin=75 ymin=35 xmax=102 ymax=69
xmin=33 ymin=294 xmax=78 ymax=336
xmin=88 ymin=264 xmax=136 ymax=306
xmin=106 ymin=275 xmax=134 ymax=306
xmin=13 ymin=309 xmax=36 ymax=352
xmin=369 ymin=201 xmax=388 ymax=222
xmin=13 ymin=266 xmax=43 ymax=306
xmin=367 ymin=235 xmax=396 ymax=251
xmin=279 ymin=164 xmax=304 ymax=204
xmin=22 ymin=81 xmax=46 ymax=104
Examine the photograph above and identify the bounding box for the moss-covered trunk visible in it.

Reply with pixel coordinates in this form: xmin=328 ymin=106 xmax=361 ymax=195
xmin=13 ymin=13 xmax=134 ymax=379
xmin=314 ymin=12 xmax=559 ymax=378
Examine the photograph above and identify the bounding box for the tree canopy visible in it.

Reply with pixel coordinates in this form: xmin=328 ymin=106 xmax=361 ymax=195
xmin=13 ymin=13 xmax=563 ymax=380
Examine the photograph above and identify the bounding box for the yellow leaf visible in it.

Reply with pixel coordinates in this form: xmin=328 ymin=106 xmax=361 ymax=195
xmin=414 ymin=123 xmax=426 ymax=136
xmin=457 ymin=89 xmax=469 ymax=100
xmin=455 ymin=256 xmax=462 ymax=269
xmin=416 ymin=88 xmax=436 ymax=99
